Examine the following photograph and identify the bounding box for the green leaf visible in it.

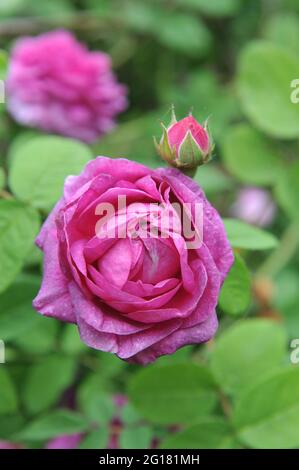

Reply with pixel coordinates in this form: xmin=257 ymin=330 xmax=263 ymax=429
xmin=9 ymin=136 xmax=92 ymax=211
xmin=128 ymin=363 xmax=217 ymax=425
xmin=233 ymin=367 xmax=299 ymax=448
xmin=16 ymin=409 xmax=89 ymax=441
xmin=0 ymin=274 xmax=41 ymax=341
xmin=120 ymin=425 xmax=154 ymax=449
xmin=0 ymin=50 xmax=7 ymax=81
xmin=79 ymin=428 xmax=109 ymax=449
xmin=120 ymin=403 xmax=142 ymax=425
xmin=0 ymin=200 xmax=40 ymax=294
xmin=23 ymin=355 xmax=77 ymax=414
xmin=0 ymin=368 xmax=18 ymax=415
xmin=93 ymin=112 xmax=162 ymax=167
xmin=0 ymin=167 xmax=5 ymax=190
xmin=0 ymin=0 xmax=26 ymax=17
xmin=194 ymin=164 xmax=234 ymax=195
xmin=285 ymin=0 xmax=299 ymax=13
xmin=222 ymin=124 xmax=282 ymax=185
xmin=210 ymin=319 xmax=287 ymax=396
xmin=13 ymin=316 xmax=59 ymax=354
xmin=95 ymin=351 xmax=126 ymax=379
xmin=174 ymin=0 xmax=242 ymax=17
xmin=122 ymin=3 xmax=212 ymax=56
xmin=0 ymin=415 xmax=25 ymax=439
xmin=275 ymin=161 xmax=299 ymax=220
xmin=160 ymin=418 xmax=236 ymax=449
xmin=274 ymin=269 xmax=299 ymax=338
xmin=219 ymin=254 xmax=251 ymax=316
xmin=263 ymin=12 xmax=299 ymax=55
xmin=238 ymin=41 xmax=299 ymax=139
xmin=7 ymin=131 xmax=41 ymax=168
xmin=223 ymin=218 xmax=278 ymax=250
xmin=157 ymin=14 xmax=212 ymax=57
xmin=27 ymin=0 xmax=74 ymax=16
xmin=156 ymin=345 xmax=193 ymax=366
xmin=78 ymin=375 xmax=115 ymax=424
xmin=60 ymin=324 xmax=86 ymax=355
xmin=121 ymin=1 xmax=162 ymax=34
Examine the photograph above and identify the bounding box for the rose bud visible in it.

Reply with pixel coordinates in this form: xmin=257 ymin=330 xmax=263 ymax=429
xmin=154 ymin=109 xmax=213 ymax=172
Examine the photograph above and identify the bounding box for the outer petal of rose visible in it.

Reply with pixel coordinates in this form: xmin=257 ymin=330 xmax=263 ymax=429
xmin=64 ymin=157 xmax=153 ymax=203
xmin=35 ymin=199 xmax=64 ymax=249
xmin=117 ymin=319 xmax=181 ymax=360
xmin=77 ymin=318 xmax=180 ymax=361
xmin=33 ymin=229 xmax=75 ymax=323
xmin=69 ymin=282 xmax=151 ymax=335
xmin=70 ymin=172 xmax=114 ymax=218
xmin=70 ymin=284 xmax=182 ymax=359
xmin=157 ymin=168 xmax=234 ymax=282
xmin=183 ymin=248 xmax=221 ymax=328
xmin=201 ymin=211 xmax=234 ymax=283
xmin=77 ymin=317 xmax=118 ymax=353
xmin=130 ymin=311 xmax=218 ymax=365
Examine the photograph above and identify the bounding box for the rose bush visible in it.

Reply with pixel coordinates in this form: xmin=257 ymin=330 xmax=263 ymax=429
xmin=6 ymin=30 xmax=127 ymax=143
xmin=33 ymin=157 xmax=233 ymax=364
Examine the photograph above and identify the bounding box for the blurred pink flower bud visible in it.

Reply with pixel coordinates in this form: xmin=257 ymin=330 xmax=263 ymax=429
xmin=231 ymin=187 xmax=277 ymax=227
xmin=46 ymin=433 xmax=82 ymax=449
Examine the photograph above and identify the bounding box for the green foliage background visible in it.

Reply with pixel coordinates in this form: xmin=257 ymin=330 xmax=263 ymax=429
xmin=0 ymin=0 xmax=299 ymax=449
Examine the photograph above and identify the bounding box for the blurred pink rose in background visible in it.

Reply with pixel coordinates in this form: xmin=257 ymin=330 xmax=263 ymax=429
xmin=46 ymin=433 xmax=82 ymax=450
xmin=230 ymin=187 xmax=277 ymax=227
xmin=7 ymin=30 xmax=127 ymax=143
xmin=0 ymin=440 xmax=22 ymax=449
xmin=46 ymin=394 xmax=128 ymax=449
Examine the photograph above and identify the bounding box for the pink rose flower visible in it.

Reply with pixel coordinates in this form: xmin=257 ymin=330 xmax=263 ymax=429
xmin=33 ymin=157 xmax=233 ymax=364
xmin=231 ymin=187 xmax=277 ymax=227
xmin=6 ymin=30 xmax=127 ymax=143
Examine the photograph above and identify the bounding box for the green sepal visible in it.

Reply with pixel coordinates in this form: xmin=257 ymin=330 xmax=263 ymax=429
xmin=177 ymin=130 xmax=204 ymax=168
xmin=154 ymin=123 xmax=176 ymax=164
